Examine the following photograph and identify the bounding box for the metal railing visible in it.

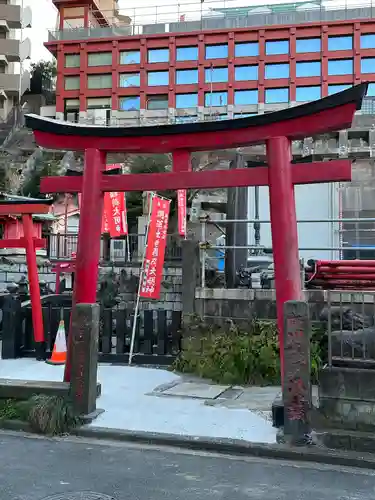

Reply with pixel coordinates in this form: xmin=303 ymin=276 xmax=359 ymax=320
xmin=48 ymin=0 xmax=375 ymax=41
xmin=324 ymin=290 xmax=375 ymax=367
xmin=47 ymin=232 xmax=182 ymax=263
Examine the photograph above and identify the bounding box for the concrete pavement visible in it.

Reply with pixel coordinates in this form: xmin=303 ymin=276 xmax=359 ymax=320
xmin=1 ymin=432 xmax=375 ymax=500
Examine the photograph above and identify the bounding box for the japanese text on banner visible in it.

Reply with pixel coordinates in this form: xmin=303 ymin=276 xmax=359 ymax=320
xmin=108 ymin=192 xmax=128 ymax=237
xmin=140 ymin=196 xmax=171 ymax=300
xmin=177 ymin=189 xmax=187 ymax=237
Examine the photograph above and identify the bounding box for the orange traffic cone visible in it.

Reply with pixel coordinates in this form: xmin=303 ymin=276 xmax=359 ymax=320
xmin=46 ymin=319 xmax=67 ymax=365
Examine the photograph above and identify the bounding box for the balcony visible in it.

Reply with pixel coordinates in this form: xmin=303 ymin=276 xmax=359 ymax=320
xmin=0 ymin=3 xmax=21 ymax=29
xmin=0 ymin=38 xmax=20 ymax=62
xmin=0 ymin=73 xmax=20 ymax=95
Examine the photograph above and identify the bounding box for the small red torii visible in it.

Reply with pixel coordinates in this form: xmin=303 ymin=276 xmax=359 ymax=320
xmin=0 ymin=195 xmax=54 ymax=359
xmin=25 ymin=83 xmax=368 ymax=382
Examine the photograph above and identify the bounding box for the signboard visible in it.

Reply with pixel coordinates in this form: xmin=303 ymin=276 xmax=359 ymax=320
xmin=177 ymin=189 xmax=187 ymax=237
xmin=140 ymin=196 xmax=171 ymax=300
xmin=107 ymin=192 xmax=128 ymax=237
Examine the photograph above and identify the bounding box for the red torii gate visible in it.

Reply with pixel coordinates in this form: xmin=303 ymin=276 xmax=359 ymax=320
xmin=25 ymin=83 xmax=367 ymax=381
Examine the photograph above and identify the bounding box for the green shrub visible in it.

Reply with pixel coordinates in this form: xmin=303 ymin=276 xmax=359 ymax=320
xmin=173 ymin=317 xmax=323 ymax=386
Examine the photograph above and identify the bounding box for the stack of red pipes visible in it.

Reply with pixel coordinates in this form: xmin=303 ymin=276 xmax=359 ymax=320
xmin=305 ymin=260 xmax=375 ymax=290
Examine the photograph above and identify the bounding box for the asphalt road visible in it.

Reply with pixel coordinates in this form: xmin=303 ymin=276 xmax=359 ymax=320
xmin=1 ymin=431 xmax=375 ymax=500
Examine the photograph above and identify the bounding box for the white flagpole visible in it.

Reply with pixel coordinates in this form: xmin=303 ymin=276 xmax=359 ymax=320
xmin=124 ymin=192 xmax=131 ymax=262
xmin=128 ymin=192 xmax=155 ymax=366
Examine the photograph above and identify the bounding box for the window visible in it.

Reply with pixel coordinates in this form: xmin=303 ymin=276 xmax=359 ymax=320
xmin=65 ymin=98 xmax=80 ymax=110
xmin=265 ymin=40 xmax=289 ymax=55
xmin=88 ymin=52 xmax=112 ymax=66
xmin=235 ymin=65 xmax=258 ymax=81
xmin=147 ymin=95 xmax=168 ymax=110
xmin=361 ymin=34 xmax=375 ymax=49
xmin=328 ymin=84 xmax=352 ymax=95
xmin=119 ymin=96 xmax=140 ymax=110
xmin=65 ymin=54 xmax=80 ymax=68
xmin=367 ymin=83 xmax=375 ymax=96
xmin=120 ymin=51 xmax=140 ymax=65
xmin=296 ymin=61 xmax=321 ymax=77
xmin=147 ymin=71 xmax=169 ymax=86
xmin=328 ymin=59 xmax=353 ymax=75
xmin=235 ymin=42 xmax=259 ymax=57
xmin=148 ymin=48 xmax=169 ymax=63
xmin=119 ymin=73 xmax=140 ymax=87
xmin=205 ymin=67 xmax=228 ymax=83
xmin=296 ymin=38 xmax=321 ymax=53
xmin=361 ymin=58 xmax=375 ymax=74
xmin=234 ymin=90 xmax=258 ymax=105
xmin=176 ymin=69 xmax=198 ymax=84
xmin=328 ymin=36 xmax=353 ymax=51
xmin=176 ymin=46 xmax=198 ymax=61
xmin=265 ymin=63 xmax=289 ymax=79
xmin=265 ymin=88 xmax=289 ymax=103
xmin=87 ymin=74 xmax=112 ymax=89
xmin=205 ymin=91 xmax=227 ymax=106
xmin=205 ymin=44 xmax=228 ymax=59
xmin=176 ymin=93 xmax=198 ymax=108
xmin=65 ymin=76 xmax=80 ymax=90
xmin=87 ymin=97 xmax=111 ymax=109
xmin=296 ymin=86 xmax=321 ymax=102
xmin=176 ymin=115 xmax=197 ymax=124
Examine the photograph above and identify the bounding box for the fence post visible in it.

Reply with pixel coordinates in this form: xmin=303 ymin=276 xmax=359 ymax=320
xmin=1 ymin=295 xmax=22 ymax=359
xmin=69 ymin=303 xmax=100 ymax=416
xmin=282 ymin=300 xmax=312 ymax=445
xmin=181 ymin=240 xmax=200 ymax=324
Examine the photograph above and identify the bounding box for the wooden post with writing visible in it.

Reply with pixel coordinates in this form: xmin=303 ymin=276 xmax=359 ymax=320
xmin=282 ymin=300 xmax=312 ymax=445
xmin=69 ymin=303 xmax=100 ymax=416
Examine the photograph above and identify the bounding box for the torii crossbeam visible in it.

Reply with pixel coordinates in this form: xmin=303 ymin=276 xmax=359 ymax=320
xmin=25 ymin=83 xmax=367 ymax=381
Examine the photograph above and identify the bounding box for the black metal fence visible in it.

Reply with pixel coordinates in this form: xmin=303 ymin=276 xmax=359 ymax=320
xmin=1 ymin=295 xmax=182 ymax=366
xmin=47 ymin=232 xmax=182 ymax=263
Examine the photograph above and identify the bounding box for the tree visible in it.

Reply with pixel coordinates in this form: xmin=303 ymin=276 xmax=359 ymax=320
xmin=30 ymin=60 xmax=57 ymax=93
xmin=18 ymin=149 xmax=64 ymax=199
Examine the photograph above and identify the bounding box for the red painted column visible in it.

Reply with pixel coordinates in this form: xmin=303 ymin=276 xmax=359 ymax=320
xmin=64 ymin=148 xmax=105 ymax=382
xmin=22 ymin=214 xmax=44 ymax=357
xmin=266 ymin=136 xmax=302 ymax=379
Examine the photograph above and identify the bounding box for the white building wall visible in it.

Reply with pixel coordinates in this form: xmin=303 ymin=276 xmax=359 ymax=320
xmin=248 ymin=183 xmax=341 ymax=261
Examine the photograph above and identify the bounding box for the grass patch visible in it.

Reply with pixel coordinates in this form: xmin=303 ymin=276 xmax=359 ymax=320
xmin=0 ymin=395 xmax=82 ymax=436
xmin=173 ymin=316 xmax=324 ymax=386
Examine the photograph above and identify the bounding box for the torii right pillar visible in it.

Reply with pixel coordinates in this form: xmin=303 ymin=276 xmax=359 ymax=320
xmin=267 ymin=137 xmax=302 ymax=377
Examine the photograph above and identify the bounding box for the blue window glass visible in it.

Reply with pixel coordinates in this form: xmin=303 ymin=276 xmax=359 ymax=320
xmin=176 ymin=115 xmax=197 ymax=124
xmin=148 ymin=48 xmax=169 ymax=63
xmin=176 ymin=69 xmax=198 ymax=84
xmin=265 ymin=88 xmax=289 ymax=103
xmin=265 ymin=63 xmax=289 ymax=79
xmin=205 ymin=91 xmax=228 ymax=106
xmin=361 ymin=58 xmax=375 ymax=74
xmin=328 ymin=36 xmax=353 ymax=51
xmin=296 ymin=86 xmax=321 ymax=102
xmin=367 ymin=83 xmax=375 ymax=96
xmin=119 ymin=73 xmax=140 ymax=87
xmin=235 ymin=42 xmax=259 ymax=57
xmin=234 ymin=65 xmax=258 ymax=81
xmin=296 ymin=61 xmax=321 ymax=77
xmin=205 ymin=67 xmax=228 ymax=83
xmin=265 ymin=40 xmax=289 ymax=55
xmin=176 ymin=46 xmax=198 ymax=61
xmin=296 ymin=38 xmax=321 ymax=53
xmin=119 ymin=96 xmax=140 ymax=110
xmin=328 ymin=59 xmax=353 ymax=75
xmin=205 ymin=44 xmax=228 ymax=59
xmin=176 ymin=93 xmax=198 ymax=108
xmin=361 ymin=34 xmax=375 ymax=49
xmin=147 ymin=71 xmax=169 ymax=86
xmin=234 ymin=90 xmax=258 ymax=105
xmin=328 ymin=84 xmax=352 ymax=95
xmin=120 ymin=51 xmax=140 ymax=65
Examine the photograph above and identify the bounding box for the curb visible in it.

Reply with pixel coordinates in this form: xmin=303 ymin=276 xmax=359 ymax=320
xmin=72 ymin=425 xmax=375 ymax=470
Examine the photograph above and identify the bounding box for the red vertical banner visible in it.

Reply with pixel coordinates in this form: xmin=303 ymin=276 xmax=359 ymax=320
xmin=140 ymin=196 xmax=171 ymax=300
xmin=108 ymin=192 xmax=128 ymax=237
xmin=177 ymin=189 xmax=187 ymax=237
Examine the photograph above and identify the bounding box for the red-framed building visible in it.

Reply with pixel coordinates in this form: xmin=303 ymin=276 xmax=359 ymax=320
xmin=44 ymin=0 xmax=375 ymax=124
